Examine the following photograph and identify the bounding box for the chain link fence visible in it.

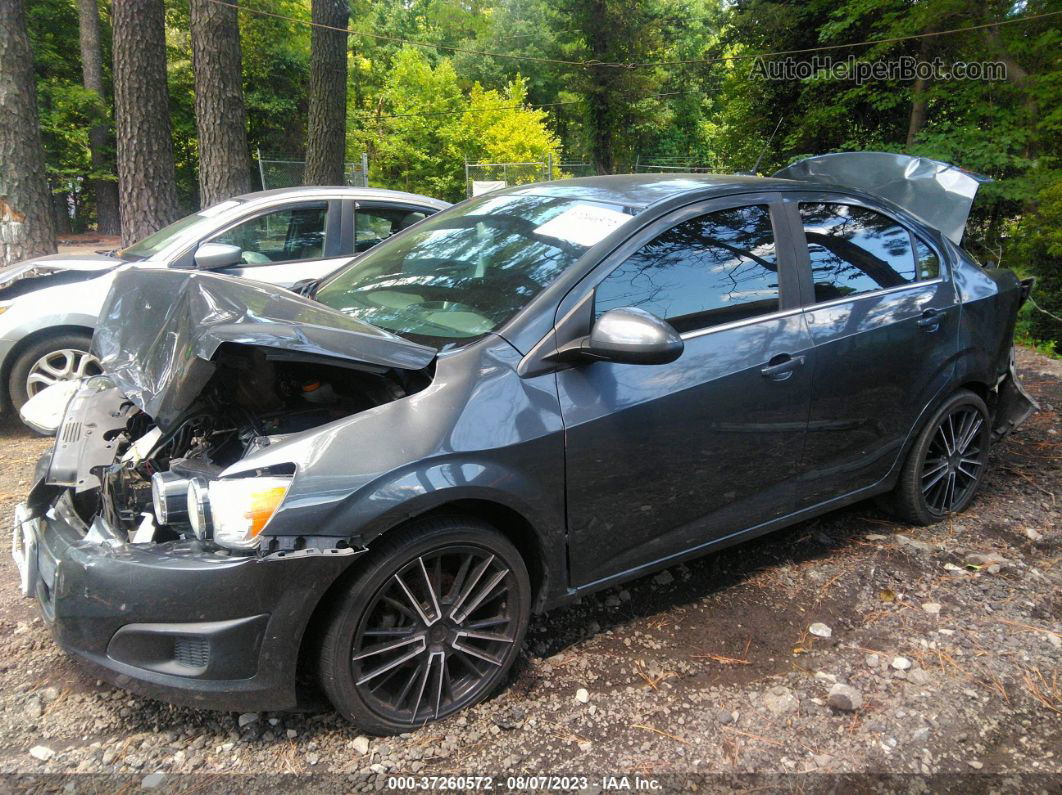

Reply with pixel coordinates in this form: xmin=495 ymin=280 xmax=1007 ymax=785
xmin=464 ymin=158 xmax=555 ymax=197
xmin=557 ymin=162 xmax=596 ymax=178
xmin=633 ymin=155 xmax=716 ymax=174
xmin=255 ymin=150 xmax=370 ymax=189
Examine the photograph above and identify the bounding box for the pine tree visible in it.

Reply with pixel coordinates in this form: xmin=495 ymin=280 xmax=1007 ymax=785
xmin=0 ymin=0 xmax=56 ymax=264
xmin=77 ymin=0 xmax=121 ymax=235
xmin=112 ymin=0 xmax=181 ymax=245
xmin=190 ymin=0 xmax=252 ymax=206
xmin=304 ymin=0 xmax=348 ymax=185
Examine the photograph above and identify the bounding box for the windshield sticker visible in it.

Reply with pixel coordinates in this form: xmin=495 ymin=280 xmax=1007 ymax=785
xmin=534 ymin=204 xmax=632 ymax=247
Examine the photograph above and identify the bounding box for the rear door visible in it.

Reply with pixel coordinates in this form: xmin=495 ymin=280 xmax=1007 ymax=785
xmin=558 ymin=194 xmax=815 ymax=587
xmin=785 ymin=193 xmax=959 ymax=507
xmin=352 ymin=203 xmax=434 ymax=253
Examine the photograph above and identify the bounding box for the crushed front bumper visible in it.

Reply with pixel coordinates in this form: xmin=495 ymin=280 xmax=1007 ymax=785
xmin=12 ymin=492 xmax=363 ymax=712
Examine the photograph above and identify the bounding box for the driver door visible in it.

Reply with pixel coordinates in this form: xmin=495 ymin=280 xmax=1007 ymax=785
xmin=207 ymin=200 xmax=347 ymax=288
xmin=557 ymin=197 xmax=814 ymax=587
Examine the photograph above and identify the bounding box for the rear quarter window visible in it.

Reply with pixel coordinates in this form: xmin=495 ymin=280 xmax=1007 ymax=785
xmin=799 ymin=203 xmax=939 ymax=302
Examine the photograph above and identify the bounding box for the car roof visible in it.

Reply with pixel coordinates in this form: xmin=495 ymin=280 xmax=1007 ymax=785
xmin=502 ymin=174 xmax=800 ymax=211
xmin=231 ymin=186 xmax=451 ymax=210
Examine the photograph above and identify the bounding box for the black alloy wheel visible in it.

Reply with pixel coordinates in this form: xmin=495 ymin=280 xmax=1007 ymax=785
xmin=920 ymin=405 xmax=986 ymax=514
xmin=319 ymin=518 xmax=530 ymax=734
xmin=890 ymin=389 xmax=991 ymax=525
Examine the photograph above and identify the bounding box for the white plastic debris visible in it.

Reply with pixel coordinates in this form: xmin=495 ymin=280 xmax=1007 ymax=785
xmin=809 ymin=622 xmax=832 ymax=638
xmin=29 ymin=745 xmax=54 ymax=762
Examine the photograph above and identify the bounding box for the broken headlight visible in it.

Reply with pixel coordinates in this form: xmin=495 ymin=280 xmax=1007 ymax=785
xmin=186 ymin=475 xmax=292 ymax=550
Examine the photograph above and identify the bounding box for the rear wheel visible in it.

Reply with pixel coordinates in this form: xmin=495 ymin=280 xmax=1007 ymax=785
xmin=890 ymin=389 xmax=991 ymax=525
xmin=8 ymin=332 xmax=100 ymax=413
xmin=318 ymin=517 xmax=530 ymax=734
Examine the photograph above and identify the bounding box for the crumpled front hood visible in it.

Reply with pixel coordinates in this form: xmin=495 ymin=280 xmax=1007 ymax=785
xmin=0 ymin=253 xmax=119 ymax=292
xmin=774 ymin=152 xmax=992 ymax=245
xmin=92 ymin=268 xmax=437 ymax=429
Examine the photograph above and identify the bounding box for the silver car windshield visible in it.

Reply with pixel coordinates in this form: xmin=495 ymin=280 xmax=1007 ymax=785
xmin=315 ymin=192 xmax=634 ymax=346
xmin=119 ymin=199 xmax=243 ymax=261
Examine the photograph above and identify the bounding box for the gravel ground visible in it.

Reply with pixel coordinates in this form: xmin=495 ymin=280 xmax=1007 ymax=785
xmin=0 ymin=348 xmax=1058 ymax=789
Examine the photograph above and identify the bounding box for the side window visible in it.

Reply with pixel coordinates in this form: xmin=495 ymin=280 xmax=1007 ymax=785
xmin=915 ymin=237 xmax=940 ymax=280
xmin=355 ymin=207 xmax=429 ymax=252
xmin=211 ymin=203 xmax=328 ymax=265
xmin=594 ymin=205 xmax=780 ymax=333
xmin=799 ymin=203 xmax=918 ymax=302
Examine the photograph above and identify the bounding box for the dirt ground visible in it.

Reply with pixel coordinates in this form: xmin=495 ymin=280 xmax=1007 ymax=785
xmin=0 ymin=349 xmax=1057 ymax=790
xmin=54 ymin=234 xmax=121 ymax=256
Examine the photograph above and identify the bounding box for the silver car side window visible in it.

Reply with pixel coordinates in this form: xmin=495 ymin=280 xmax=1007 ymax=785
xmin=211 ymin=203 xmax=329 ymax=266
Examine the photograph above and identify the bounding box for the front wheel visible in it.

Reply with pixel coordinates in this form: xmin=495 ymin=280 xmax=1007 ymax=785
xmin=318 ymin=517 xmax=530 ymax=734
xmin=8 ymin=332 xmax=100 ymax=414
xmin=890 ymin=389 xmax=991 ymax=525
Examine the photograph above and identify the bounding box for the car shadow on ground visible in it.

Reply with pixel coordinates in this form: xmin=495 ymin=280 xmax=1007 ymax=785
xmin=513 ymin=498 xmax=909 ymax=690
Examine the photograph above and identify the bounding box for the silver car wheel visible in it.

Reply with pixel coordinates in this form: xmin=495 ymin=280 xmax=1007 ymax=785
xmin=25 ymin=348 xmax=101 ymax=398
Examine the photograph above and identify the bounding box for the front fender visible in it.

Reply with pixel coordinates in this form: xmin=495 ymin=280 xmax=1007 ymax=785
xmin=322 ymin=456 xmax=563 ymax=546
xmin=236 ymin=337 xmax=567 ymax=565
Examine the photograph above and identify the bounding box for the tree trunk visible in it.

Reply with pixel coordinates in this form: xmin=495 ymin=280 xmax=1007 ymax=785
xmin=77 ymin=0 xmax=121 ymax=235
xmin=0 ymin=0 xmax=56 ymax=264
xmin=587 ymin=82 xmax=615 ymax=175
xmin=905 ymin=36 xmax=933 ymax=149
xmin=52 ymin=186 xmax=72 ymax=236
xmin=304 ymin=0 xmax=348 ymax=185
xmin=112 ymin=0 xmax=181 ymax=246
xmin=189 ymin=0 xmax=252 ymax=207
xmin=585 ymin=0 xmax=614 ymax=174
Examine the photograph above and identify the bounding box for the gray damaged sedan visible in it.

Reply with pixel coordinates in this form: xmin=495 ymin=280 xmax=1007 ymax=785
xmin=12 ymin=153 xmax=1036 ymax=734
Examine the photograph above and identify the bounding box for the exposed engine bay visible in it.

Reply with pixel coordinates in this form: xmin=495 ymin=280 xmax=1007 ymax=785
xmin=49 ymin=343 xmax=431 ymax=543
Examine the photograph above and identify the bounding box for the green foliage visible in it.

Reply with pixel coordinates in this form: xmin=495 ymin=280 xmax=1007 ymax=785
xmin=452 ymin=77 xmax=561 ymax=171
xmin=712 ymin=0 xmax=1062 ymax=347
xmin=163 ymin=0 xmax=198 ymax=209
xmin=241 ymin=0 xmax=311 ymax=158
xmin=352 ymin=48 xmax=561 ymax=201
xmin=24 ymin=0 xmax=1062 ymax=349
xmin=1009 ymin=176 xmax=1062 ymax=348
xmin=27 ymin=0 xmax=109 ymax=231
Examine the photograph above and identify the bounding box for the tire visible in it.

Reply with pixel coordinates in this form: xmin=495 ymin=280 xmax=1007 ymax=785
xmin=318 ymin=517 xmax=531 ymax=734
xmin=7 ymin=332 xmax=100 ymax=413
xmin=889 ymin=389 xmax=991 ymax=526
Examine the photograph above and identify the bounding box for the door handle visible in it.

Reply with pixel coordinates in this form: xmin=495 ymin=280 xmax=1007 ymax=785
xmin=917 ymin=308 xmax=942 ymax=331
xmin=760 ymin=353 xmax=805 ymax=381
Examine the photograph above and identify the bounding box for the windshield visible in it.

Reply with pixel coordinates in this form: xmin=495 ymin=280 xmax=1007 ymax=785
xmin=314 ymin=191 xmax=634 ymax=346
xmin=119 ymin=199 xmax=242 ymax=260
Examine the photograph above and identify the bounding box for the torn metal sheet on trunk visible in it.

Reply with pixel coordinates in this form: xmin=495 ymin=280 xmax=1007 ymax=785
xmin=774 ymin=152 xmax=991 ymax=245
xmin=92 ymin=268 xmax=436 ymax=429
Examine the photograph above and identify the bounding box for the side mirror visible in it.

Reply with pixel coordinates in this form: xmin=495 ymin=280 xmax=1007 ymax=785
xmin=193 ymin=242 xmax=242 ymax=270
xmin=290 ymin=278 xmax=319 ymax=297
xmin=554 ymin=307 xmax=683 ymax=366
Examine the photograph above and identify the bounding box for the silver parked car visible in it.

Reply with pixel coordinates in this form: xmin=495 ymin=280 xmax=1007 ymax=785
xmin=0 ymin=187 xmax=449 ymax=418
